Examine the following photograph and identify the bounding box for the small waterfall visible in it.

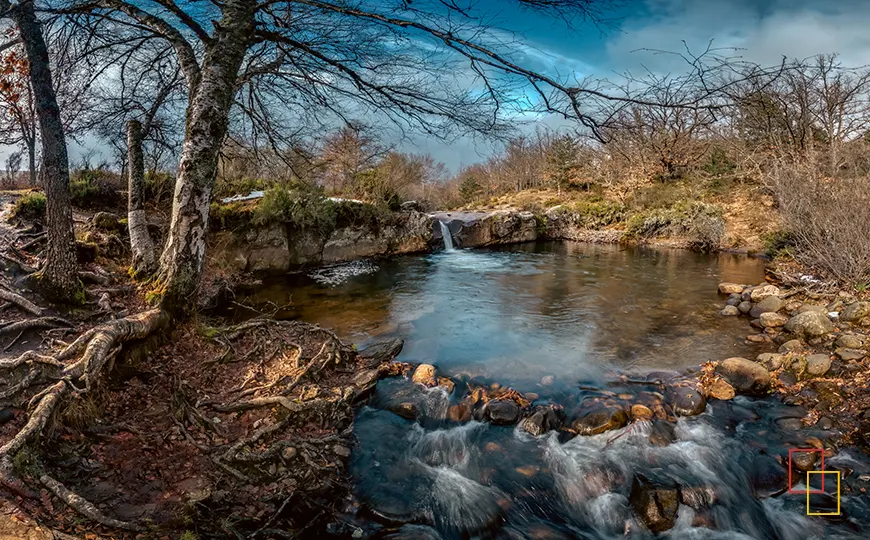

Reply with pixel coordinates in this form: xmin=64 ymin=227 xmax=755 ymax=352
xmin=439 ymin=220 xmax=455 ymax=251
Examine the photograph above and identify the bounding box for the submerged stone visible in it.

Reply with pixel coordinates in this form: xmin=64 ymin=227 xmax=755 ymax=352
xmin=629 ymin=474 xmax=679 ymax=533
xmin=520 ymin=406 xmax=562 ymax=436
xmin=749 ymin=454 xmax=788 ymax=498
xmin=720 ymin=305 xmax=740 ymax=316
xmin=388 ymin=401 xmax=419 ymax=421
xmin=571 ymin=403 xmax=628 ymax=436
xmin=648 ymin=420 xmax=677 ymax=447
xmin=486 ymin=399 xmax=520 ymax=425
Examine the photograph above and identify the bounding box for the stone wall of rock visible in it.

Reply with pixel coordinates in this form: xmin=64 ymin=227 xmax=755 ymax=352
xmin=430 ymin=210 xmax=538 ymax=248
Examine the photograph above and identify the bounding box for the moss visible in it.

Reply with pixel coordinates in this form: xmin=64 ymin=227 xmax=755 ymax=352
xmin=179 ymin=531 xmax=198 ymax=540
xmin=253 ymin=185 xmax=338 ymax=235
xmin=210 ymin=201 xmax=255 ymax=231
xmin=624 ymin=201 xmax=724 ymax=250
xmin=11 ymin=191 xmax=46 ymax=220
xmin=761 ymin=230 xmax=797 ymax=260
xmin=12 ymin=446 xmax=41 ymax=478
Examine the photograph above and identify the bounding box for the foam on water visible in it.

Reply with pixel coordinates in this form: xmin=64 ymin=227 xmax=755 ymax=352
xmin=308 ymin=259 xmax=379 ymax=285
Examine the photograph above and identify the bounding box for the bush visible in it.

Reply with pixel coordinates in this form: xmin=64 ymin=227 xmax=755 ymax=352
xmin=761 ymin=230 xmax=796 ymax=260
xmin=11 ymin=192 xmax=46 ymax=220
xmin=144 ymin=171 xmax=175 ymax=206
xmin=214 ymin=176 xmax=276 ymax=198
xmin=69 ymin=170 xmax=124 ymax=210
xmin=773 ymin=169 xmax=870 ymax=285
xmin=253 ymin=185 xmax=337 ymax=234
xmin=566 ymin=199 xmax=627 ymax=228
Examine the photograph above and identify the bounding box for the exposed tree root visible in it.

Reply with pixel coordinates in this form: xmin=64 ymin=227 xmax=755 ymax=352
xmin=0 ymin=309 xmax=168 ymax=530
xmin=0 ymin=317 xmax=73 ymax=337
xmin=0 ymin=286 xmax=42 ymax=315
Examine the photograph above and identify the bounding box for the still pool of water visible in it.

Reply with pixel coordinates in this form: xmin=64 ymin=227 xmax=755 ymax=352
xmin=236 ymin=242 xmax=870 ymax=539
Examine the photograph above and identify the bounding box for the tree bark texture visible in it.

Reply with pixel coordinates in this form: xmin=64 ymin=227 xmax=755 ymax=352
xmin=11 ymin=0 xmax=81 ymax=302
xmin=126 ymin=119 xmax=156 ymax=277
xmin=156 ymin=0 xmax=256 ymax=314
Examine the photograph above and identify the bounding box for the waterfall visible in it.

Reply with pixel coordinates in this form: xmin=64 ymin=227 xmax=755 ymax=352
xmin=439 ymin=220 xmax=455 ymax=251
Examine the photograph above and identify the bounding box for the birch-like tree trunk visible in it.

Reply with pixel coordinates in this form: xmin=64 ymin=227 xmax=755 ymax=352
xmin=10 ymin=0 xmax=82 ymax=302
xmin=156 ymin=1 xmax=256 ymax=313
xmin=126 ymin=119 xmax=156 ymax=277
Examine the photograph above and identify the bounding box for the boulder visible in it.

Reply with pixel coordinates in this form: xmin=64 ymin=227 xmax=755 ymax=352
xmin=245 ymin=224 xmax=291 ymax=274
xmin=447 ymin=404 xmax=471 ymax=423
xmin=388 ymin=402 xmax=419 ymax=421
xmin=737 ymin=301 xmax=753 ymax=314
xmin=352 ymin=369 xmax=380 ymax=401
xmin=750 ymin=296 xmax=785 ymax=319
xmin=841 ymin=302 xmax=870 ymax=323
xmin=715 ymin=357 xmax=771 ymax=395
xmin=805 ymin=354 xmax=832 ymax=377
xmin=520 ymin=406 xmax=562 ymax=436
xmin=359 ymin=339 xmax=404 ymax=362
xmin=669 ymin=387 xmax=707 ymax=416
xmin=759 ymin=312 xmax=789 ymax=328
xmin=486 ymin=399 xmax=521 ymax=425
xmin=91 ymin=211 xmax=121 ymax=230
xmin=707 ymin=379 xmax=735 ymax=400
xmin=750 ymin=284 xmax=780 ymax=302
xmin=412 ymin=364 xmax=437 ymax=387
xmin=836 ymin=348 xmax=866 ymax=361
xmin=720 ymin=306 xmax=740 ymax=316
xmin=784 ymin=311 xmax=834 ymax=338
xmin=570 ymin=402 xmax=628 ymax=436
xmin=797 ymin=304 xmax=827 ymax=314
xmin=718 ymin=283 xmax=745 ymax=295
xmin=629 ymin=475 xmax=679 ymax=533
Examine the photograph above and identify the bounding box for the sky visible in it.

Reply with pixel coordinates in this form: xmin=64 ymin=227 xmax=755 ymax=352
xmin=5 ymin=0 xmax=870 ymax=173
xmin=406 ymin=0 xmax=870 ymax=171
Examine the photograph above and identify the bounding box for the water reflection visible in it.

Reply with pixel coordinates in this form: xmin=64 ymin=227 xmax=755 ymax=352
xmin=242 ymin=242 xmax=767 ymax=390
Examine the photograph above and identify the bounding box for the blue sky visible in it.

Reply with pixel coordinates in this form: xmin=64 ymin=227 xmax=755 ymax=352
xmin=6 ymin=0 xmax=870 ymax=173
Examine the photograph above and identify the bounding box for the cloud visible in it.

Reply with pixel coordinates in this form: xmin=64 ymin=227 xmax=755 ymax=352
xmin=605 ymin=0 xmax=870 ymax=73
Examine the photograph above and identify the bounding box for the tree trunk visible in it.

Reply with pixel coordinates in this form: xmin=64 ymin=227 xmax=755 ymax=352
xmin=126 ymin=119 xmax=156 ymax=277
xmin=27 ymin=139 xmax=36 ymax=186
xmin=12 ymin=0 xmax=82 ymax=303
xmin=156 ymin=0 xmax=256 ymax=314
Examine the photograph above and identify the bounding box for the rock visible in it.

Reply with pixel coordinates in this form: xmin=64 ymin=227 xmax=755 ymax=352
xmin=520 ymin=406 xmax=562 ymax=436
xmin=570 ymin=403 xmax=628 ymax=436
xmin=333 ymin=445 xmax=352 ymax=458
xmin=836 ymin=348 xmax=866 ymax=361
xmin=631 ymin=404 xmax=654 ymax=420
xmin=720 ymin=305 xmax=740 ymax=316
xmin=412 ymin=364 xmax=437 ymax=387
xmin=784 ymin=311 xmax=834 ymax=338
xmin=91 ymin=211 xmax=120 ymax=230
xmin=282 ymin=447 xmax=298 ymax=461
xmin=669 ymin=387 xmax=707 ymax=416
xmin=648 ymin=420 xmax=677 ymax=447
xmin=487 ymin=399 xmax=520 ymax=425
xmin=750 ymin=284 xmax=780 ymax=302
xmin=756 ymin=353 xmax=785 ymax=371
xmin=707 ymin=379 xmax=735 ymax=400
xmin=352 ymin=369 xmax=380 ymax=400
xmin=751 ymin=296 xmax=785 ymax=319
xmin=358 ymin=339 xmax=404 ymax=362
xmin=718 ymin=282 xmax=745 ymax=295
xmin=680 ymin=486 xmax=717 ymax=510
xmin=841 ymin=302 xmax=870 ymax=323
xmin=805 ymin=354 xmax=832 ymax=377
xmin=447 ymin=404 xmax=471 ymax=423
xmin=836 ymin=334 xmax=866 ymax=349
xmin=797 ymin=304 xmax=827 ymax=314
xmin=715 ymin=357 xmax=771 ymax=395
xmin=750 ymin=454 xmax=788 ymax=498
xmin=437 ymin=377 xmax=455 ymax=394
xmin=816 ymin=416 xmax=834 ymax=430
xmin=746 ymin=333 xmax=766 ymax=343
xmin=0 ymin=408 xmax=13 ymax=425
xmin=738 ymin=301 xmax=753 ymax=314
xmin=779 ymin=339 xmax=803 ymax=353
xmin=399 ymin=200 xmax=422 ymax=212
xmin=726 ymin=295 xmax=741 ymax=307
xmin=791 ymin=450 xmax=819 ymax=472
xmin=759 ymin=312 xmax=789 ymax=328
xmin=245 ymin=224 xmax=291 ymax=274
xmin=541 ymin=375 xmax=555 ymax=386
xmin=630 ymin=475 xmax=679 ymax=533
xmin=389 ymin=402 xmax=419 ymax=420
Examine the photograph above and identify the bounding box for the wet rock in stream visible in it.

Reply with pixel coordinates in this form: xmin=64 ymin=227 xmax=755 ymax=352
xmin=669 ymin=386 xmax=707 ymax=416
xmin=484 ymin=399 xmax=521 ymax=425
xmin=750 ymin=453 xmax=789 ymax=498
xmin=520 ymin=405 xmax=563 ymax=436
xmin=629 ymin=474 xmax=680 ymax=533
xmin=715 ymin=357 xmax=771 ymax=395
xmin=569 ymin=401 xmax=628 ymax=436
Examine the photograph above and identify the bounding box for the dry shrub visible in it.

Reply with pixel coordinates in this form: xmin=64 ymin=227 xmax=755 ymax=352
xmin=773 ymin=167 xmax=870 ymax=285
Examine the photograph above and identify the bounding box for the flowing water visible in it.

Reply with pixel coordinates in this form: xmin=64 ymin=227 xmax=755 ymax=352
xmin=439 ymin=221 xmax=455 ymax=251
xmin=233 ymin=242 xmax=870 ymax=539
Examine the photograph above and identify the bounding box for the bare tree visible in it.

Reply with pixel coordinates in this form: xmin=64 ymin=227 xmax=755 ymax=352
xmin=1 ymin=0 xmax=81 ymax=303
